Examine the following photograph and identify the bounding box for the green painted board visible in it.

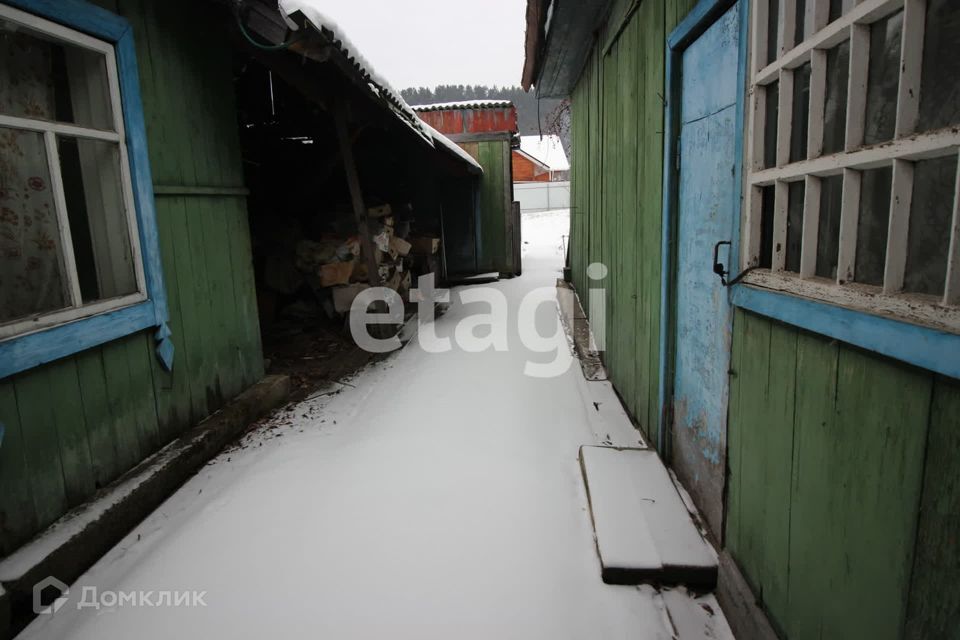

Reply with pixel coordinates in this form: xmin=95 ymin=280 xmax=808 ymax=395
xmin=45 ymin=362 xmax=96 ymax=508
xmin=14 ymin=367 xmax=69 ymax=531
xmin=727 ymin=312 xmax=935 ymax=639
xmin=905 ymin=377 xmax=960 ymax=639
xmin=75 ymin=349 xmax=122 ymax=489
xmin=0 ymin=382 xmax=38 ymax=555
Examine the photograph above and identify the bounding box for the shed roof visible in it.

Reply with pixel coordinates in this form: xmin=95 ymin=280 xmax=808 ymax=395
xmin=263 ymin=0 xmax=481 ymax=174
xmin=518 ymin=134 xmax=569 ymax=171
xmin=411 ymin=100 xmax=515 ymax=112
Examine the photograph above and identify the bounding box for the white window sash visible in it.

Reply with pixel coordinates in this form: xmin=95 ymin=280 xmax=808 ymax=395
xmin=0 ymin=3 xmax=147 ymax=340
xmin=742 ymin=0 xmax=960 ymax=332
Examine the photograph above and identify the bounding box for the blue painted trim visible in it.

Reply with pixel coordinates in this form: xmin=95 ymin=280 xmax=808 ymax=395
xmin=0 ymin=0 xmax=172 ymax=379
xmin=0 ymin=301 xmax=157 ymax=379
xmin=116 ymin=29 xmax=167 ymax=328
xmin=2 ymin=0 xmax=127 ymax=41
xmin=658 ymin=0 xmax=749 ymax=456
xmin=732 ymin=285 xmax=960 ymax=379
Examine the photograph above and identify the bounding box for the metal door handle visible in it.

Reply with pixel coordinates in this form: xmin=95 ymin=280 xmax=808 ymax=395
xmin=713 ymin=240 xmax=756 ymax=287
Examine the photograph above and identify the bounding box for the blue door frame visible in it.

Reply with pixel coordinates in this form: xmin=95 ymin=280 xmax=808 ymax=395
xmin=657 ymin=0 xmax=750 ymax=457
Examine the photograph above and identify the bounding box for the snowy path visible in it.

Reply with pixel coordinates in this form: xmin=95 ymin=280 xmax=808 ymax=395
xmin=20 ymin=210 xmax=728 ymax=639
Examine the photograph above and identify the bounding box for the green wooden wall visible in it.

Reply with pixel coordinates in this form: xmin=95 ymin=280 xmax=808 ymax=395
xmin=465 ymin=139 xmax=512 ymax=274
xmin=727 ymin=309 xmax=960 ymax=639
xmin=569 ymin=0 xmax=697 ymax=446
xmin=0 ymin=0 xmax=264 ymax=556
xmin=568 ymin=1 xmax=959 ymax=637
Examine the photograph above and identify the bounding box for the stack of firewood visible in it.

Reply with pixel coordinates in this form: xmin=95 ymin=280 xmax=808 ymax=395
xmin=258 ymin=205 xmax=441 ymax=322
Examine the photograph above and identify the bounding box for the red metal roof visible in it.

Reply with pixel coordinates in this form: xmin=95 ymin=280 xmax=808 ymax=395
xmin=413 ymin=103 xmax=518 ymax=136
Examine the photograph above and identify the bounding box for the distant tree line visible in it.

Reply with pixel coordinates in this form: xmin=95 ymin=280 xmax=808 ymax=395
xmin=401 ymin=85 xmax=571 ymax=155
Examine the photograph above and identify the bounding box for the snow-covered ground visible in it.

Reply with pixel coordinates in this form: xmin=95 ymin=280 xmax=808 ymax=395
xmin=19 ymin=210 xmax=729 ymax=639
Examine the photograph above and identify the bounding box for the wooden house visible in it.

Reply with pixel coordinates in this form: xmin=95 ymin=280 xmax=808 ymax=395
xmin=512 ymin=147 xmax=552 ymax=183
xmin=0 ymin=0 xmax=481 ymax=626
xmin=513 ymin=135 xmax=570 ymax=183
xmin=413 ymin=101 xmax=522 ymax=276
xmin=524 ymin=0 xmax=960 ymax=637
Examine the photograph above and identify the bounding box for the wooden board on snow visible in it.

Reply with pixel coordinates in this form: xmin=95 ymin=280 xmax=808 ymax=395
xmin=579 ymin=446 xmax=717 ymax=587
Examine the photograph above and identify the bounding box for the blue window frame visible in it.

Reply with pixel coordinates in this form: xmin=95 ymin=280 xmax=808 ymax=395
xmin=0 ymin=0 xmax=172 ymax=380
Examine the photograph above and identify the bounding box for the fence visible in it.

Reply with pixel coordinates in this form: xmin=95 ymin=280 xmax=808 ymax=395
xmin=513 ymin=181 xmax=570 ymax=212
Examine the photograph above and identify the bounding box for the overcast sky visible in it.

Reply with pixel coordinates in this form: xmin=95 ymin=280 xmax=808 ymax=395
xmin=302 ymin=0 xmax=528 ymax=91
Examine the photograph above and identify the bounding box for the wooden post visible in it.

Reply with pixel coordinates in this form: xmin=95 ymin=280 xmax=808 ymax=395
xmin=334 ymin=100 xmax=381 ymax=287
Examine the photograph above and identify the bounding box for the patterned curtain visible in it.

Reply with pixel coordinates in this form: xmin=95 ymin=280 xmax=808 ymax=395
xmin=0 ymin=30 xmax=66 ymax=323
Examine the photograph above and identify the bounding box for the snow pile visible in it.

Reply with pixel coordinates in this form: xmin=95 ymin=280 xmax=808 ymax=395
xmin=18 ymin=209 xmax=733 ymax=640
xmin=520 ymin=134 xmax=570 ymax=171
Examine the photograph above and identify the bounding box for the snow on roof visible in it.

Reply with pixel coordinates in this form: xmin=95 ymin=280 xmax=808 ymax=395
xmin=411 ymin=100 xmax=515 ymax=112
xmin=277 ymin=0 xmax=479 ymax=174
xmin=519 ymin=135 xmax=570 ymax=171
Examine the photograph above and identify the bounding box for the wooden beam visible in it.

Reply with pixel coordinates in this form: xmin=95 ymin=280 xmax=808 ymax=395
xmin=837 ymin=167 xmax=862 ymax=284
xmin=894 ymin=0 xmax=926 ymax=138
xmin=807 ymin=48 xmax=827 ymax=159
xmin=944 ymin=152 xmax=960 ymax=305
xmin=845 ymin=22 xmax=870 ymax=151
xmin=749 ymin=126 xmax=960 ymax=185
xmin=334 ymin=100 xmax=381 ymax=287
xmin=800 ymin=174 xmax=822 ymax=277
xmin=883 ymin=158 xmax=914 ymax=293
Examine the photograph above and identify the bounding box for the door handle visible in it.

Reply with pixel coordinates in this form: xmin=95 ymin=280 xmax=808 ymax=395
xmin=712 ymin=240 xmax=756 ymax=287
xmin=713 ymin=241 xmax=731 ymax=283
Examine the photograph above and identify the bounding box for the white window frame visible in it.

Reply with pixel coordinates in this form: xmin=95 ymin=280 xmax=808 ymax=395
xmin=0 ymin=3 xmax=146 ymax=340
xmin=741 ymin=0 xmax=960 ymax=334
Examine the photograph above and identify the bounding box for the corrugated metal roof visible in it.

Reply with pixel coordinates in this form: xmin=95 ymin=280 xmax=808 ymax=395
xmin=411 ymin=100 xmax=515 ymax=112
xmin=274 ymin=1 xmax=480 ymax=173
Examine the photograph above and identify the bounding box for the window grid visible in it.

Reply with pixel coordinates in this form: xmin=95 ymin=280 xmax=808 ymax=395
xmin=743 ymin=0 xmax=960 ymax=330
xmin=0 ymin=3 xmax=146 ymax=340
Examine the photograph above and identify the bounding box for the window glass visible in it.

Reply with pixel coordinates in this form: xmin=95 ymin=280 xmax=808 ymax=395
xmin=0 ymin=16 xmax=114 ymax=130
xmin=785 ymin=181 xmax=804 ymax=272
xmin=904 ymin=156 xmax=956 ymax=295
xmin=0 ymin=127 xmax=69 ymax=322
xmin=766 ymin=0 xmax=780 ymax=65
xmin=917 ymin=0 xmax=960 ymax=132
xmin=790 ymin=63 xmax=811 ymax=163
xmin=816 ymin=174 xmax=843 ymax=279
xmin=855 ymin=166 xmax=892 ymax=286
xmin=58 ymin=136 xmax=137 ymax=301
xmin=794 ymin=0 xmax=808 ymax=45
xmin=864 ymin=11 xmax=902 ymax=146
xmin=828 ymin=0 xmax=853 ymax=24
xmin=822 ymin=41 xmax=849 ymax=155
xmin=759 ymin=185 xmax=775 ymax=268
